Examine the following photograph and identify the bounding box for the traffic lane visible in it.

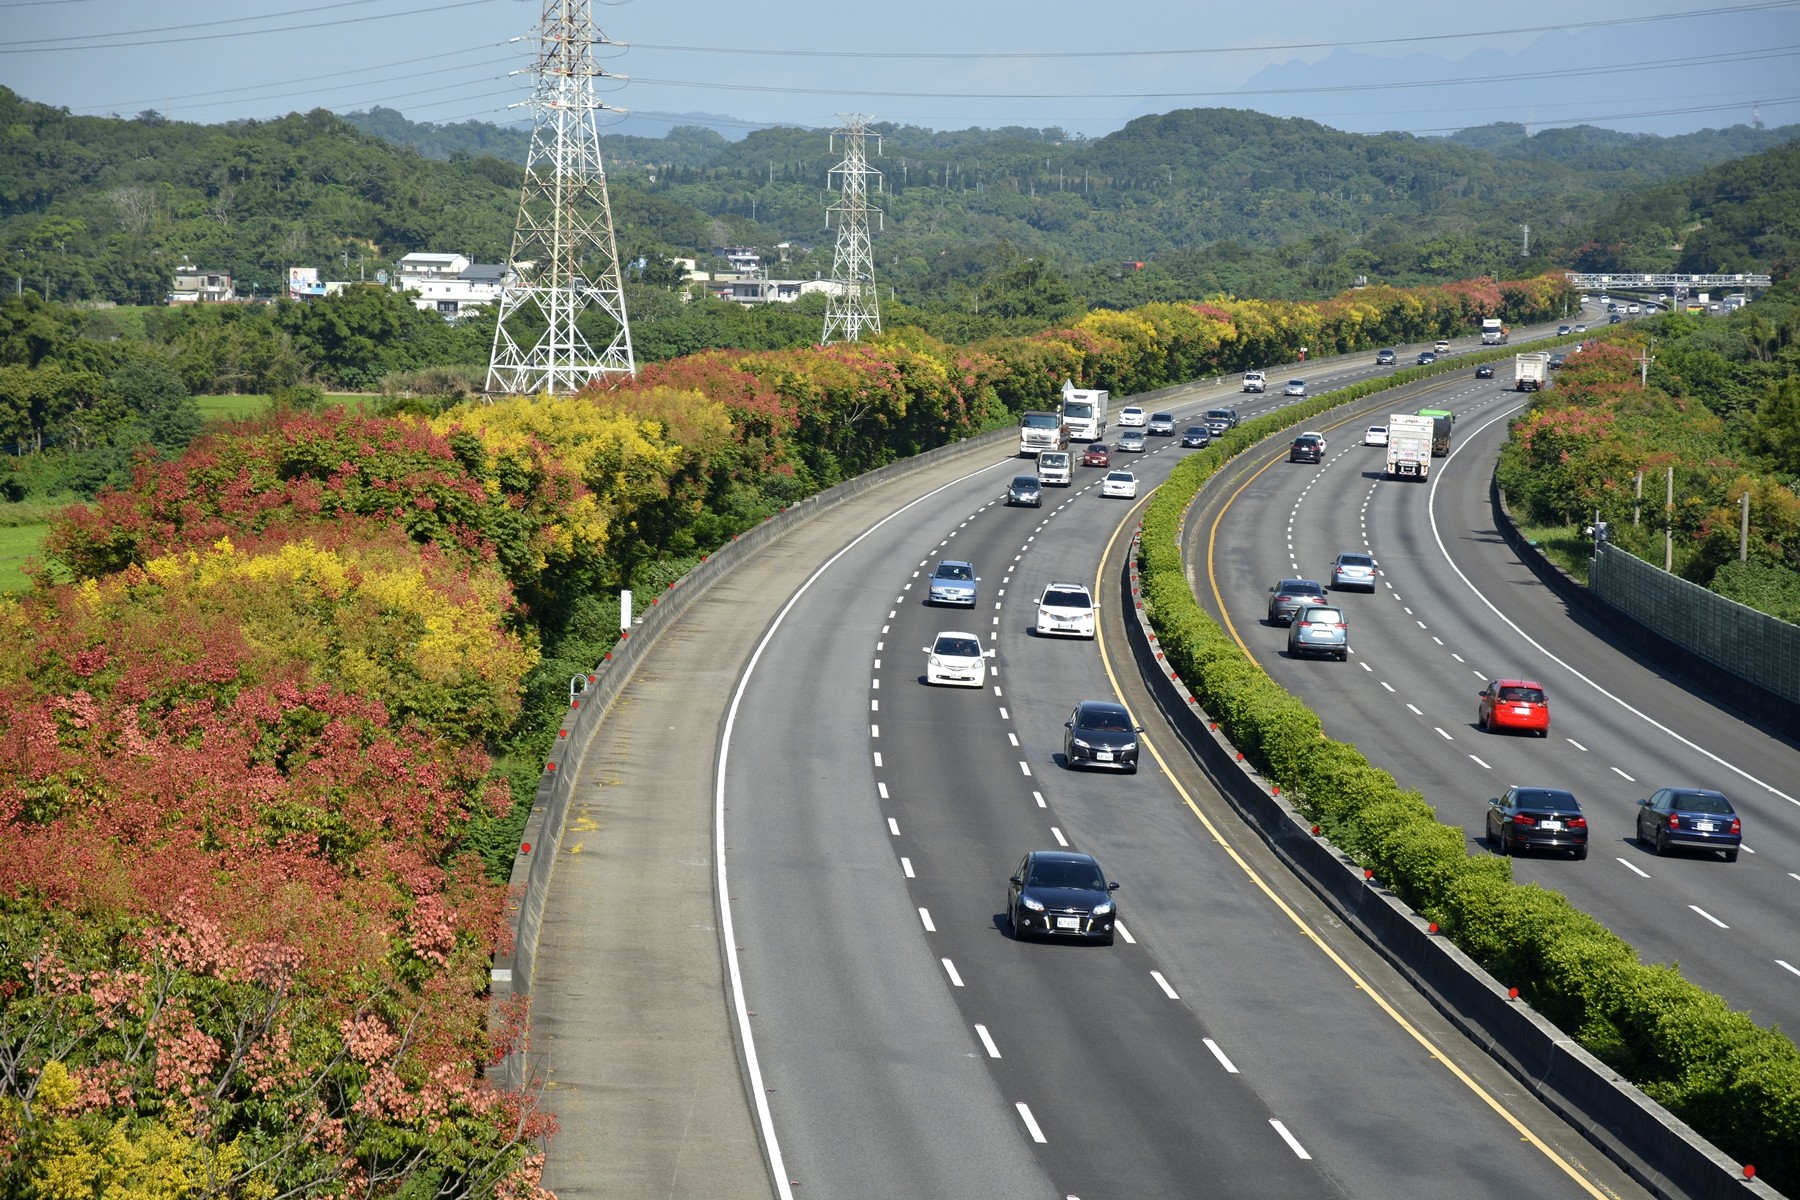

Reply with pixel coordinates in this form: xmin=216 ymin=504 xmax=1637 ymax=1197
xmin=982 ymin=469 xmax=1643 ymax=1198
xmin=725 ymin=455 xmax=1060 ymax=1200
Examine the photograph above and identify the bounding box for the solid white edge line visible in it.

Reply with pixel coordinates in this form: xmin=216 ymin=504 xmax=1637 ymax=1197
xmin=1016 ymin=1102 xmax=1048 ymax=1143
xmin=1203 ymin=1037 xmax=1240 ymax=1073
xmin=716 ymin=455 xmax=1016 ymax=1200
xmin=975 ymin=1024 xmax=1002 ymax=1058
xmin=1269 ymin=1118 xmax=1313 ymax=1159
xmin=1426 ymin=404 xmax=1796 ymax=808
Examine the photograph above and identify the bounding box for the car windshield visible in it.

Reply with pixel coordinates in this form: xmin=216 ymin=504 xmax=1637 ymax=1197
xmin=1289 ymin=381 xmax=1305 ymax=388
xmin=935 ymin=564 xmax=972 ymax=581
xmin=1028 ymin=860 xmax=1105 ymax=890
xmin=1152 ymin=413 xmax=1172 ymax=422
xmin=1012 ymin=477 xmax=1038 ymax=489
xmin=1021 ymin=413 xmax=1060 ymax=429
xmin=1043 ymin=589 xmax=1090 ymax=609
xmin=934 ymin=637 xmax=980 ymax=657
xmin=1079 ymin=708 xmax=1132 ymax=732
xmin=1497 ymin=686 xmax=1544 ymax=704
xmin=1207 ymin=410 xmax=1232 ymax=420
xmin=1674 ymin=792 xmax=1733 ymax=814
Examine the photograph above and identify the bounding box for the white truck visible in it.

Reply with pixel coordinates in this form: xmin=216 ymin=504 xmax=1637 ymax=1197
xmin=1384 ymin=414 xmax=1435 ymax=481
xmin=1059 ymin=379 xmax=1109 ymax=442
xmin=1480 ymin=318 xmax=1508 ymax=345
xmin=1036 ymin=450 xmax=1072 ymax=487
xmin=1515 ymin=352 xmax=1550 ymax=393
xmin=1242 ymin=370 xmax=1266 ymax=393
xmin=1018 ymin=410 xmax=1068 ymax=457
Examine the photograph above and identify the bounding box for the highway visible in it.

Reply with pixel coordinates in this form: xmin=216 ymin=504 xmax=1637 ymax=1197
xmin=716 ymin=319 xmax=1655 ymax=1197
xmin=1187 ymin=329 xmax=1800 ymax=1039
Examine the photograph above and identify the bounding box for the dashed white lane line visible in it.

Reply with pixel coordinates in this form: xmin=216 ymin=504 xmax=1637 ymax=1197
xmin=871 ymin=724 xmax=880 ymax=738
xmin=901 ymin=857 xmax=914 ymax=878
xmin=1469 ymin=755 xmax=1492 ymax=769
xmin=1611 ymin=767 xmax=1636 ymax=782
xmin=870 ymin=699 xmax=879 ymax=712
xmin=1406 ymin=703 xmax=1423 ymax=715
xmin=1778 ymin=960 xmax=1800 ymax=980
xmin=878 ymin=782 xmax=889 ymax=799
xmin=1269 ymin=1119 xmax=1313 ymax=1160
xmin=872 ymin=751 xmax=882 ymax=767
xmin=1016 ymin=1102 xmax=1048 ymax=1144
xmin=999 ymin=706 xmax=1010 ymax=720
xmin=942 ymin=958 xmax=964 ymax=987
xmin=1008 ymin=732 xmax=1020 ymax=747
xmin=1052 ymin=827 xmax=1069 ymax=847
xmin=1203 ymin=1038 xmax=1240 ymax=1073
xmin=1115 ymin=922 xmax=1136 ymax=944
xmin=1359 ymin=661 xmax=1372 ymax=672
xmin=1380 ymin=681 xmax=1395 ymax=693
xmin=887 ymin=818 xmax=900 ymax=836
xmin=1689 ymin=906 xmax=1729 ymax=930
xmin=1567 ymin=738 xmax=1588 ymax=752
xmin=975 ymin=1024 xmax=1002 ymax=1059
xmin=1434 ymin=727 xmax=1453 ymax=740
xmin=1151 ymin=971 xmax=1180 ymax=1000
xmin=1033 ymin=790 xmax=1047 ymax=808
xmin=1019 ymin=761 xmax=1033 ymax=776
xmin=1616 ymin=858 xmax=1650 ymax=879
xmin=918 ymin=908 xmax=936 ymax=932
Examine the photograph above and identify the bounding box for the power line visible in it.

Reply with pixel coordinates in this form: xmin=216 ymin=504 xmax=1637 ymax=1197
xmin=9 ymin=0 xmax=397 ymax=45
xmin=0 ymin=0 xmax=504 ymax=54
xmin=628 ymin=1 xmax=1800 ymax=61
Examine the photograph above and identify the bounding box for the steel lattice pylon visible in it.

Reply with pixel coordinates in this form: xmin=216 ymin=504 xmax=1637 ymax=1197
xmin=487 ymin=0 xmax=634 ymax=395
xmin=820 ymin=114 xmax=883 ymax=345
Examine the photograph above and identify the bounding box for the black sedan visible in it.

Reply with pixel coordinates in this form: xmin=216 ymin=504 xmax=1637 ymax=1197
xmin=1062 ymin=700 xmax=1141 ymax=772
xmin=1487 ymin=786 xmax=1588 ymax=859
xmin=1007 ymin=850 xmax=1119 ymax=944
xmin=1636 ymin=788 xmax=1741 ymax=861
xmin=1181 ymin=425 xmax=1211 ymax=448
xmin=1476 ymin=364 xmax=1495 ymax=379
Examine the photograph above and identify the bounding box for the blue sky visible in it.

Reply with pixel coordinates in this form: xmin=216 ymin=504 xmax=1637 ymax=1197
xmin=4 ymin=0 xmax=1797 ymax=138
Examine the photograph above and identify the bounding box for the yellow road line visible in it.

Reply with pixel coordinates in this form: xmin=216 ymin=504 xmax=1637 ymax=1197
xmin=1094 ymin=480 xmax=1614 ymax=1200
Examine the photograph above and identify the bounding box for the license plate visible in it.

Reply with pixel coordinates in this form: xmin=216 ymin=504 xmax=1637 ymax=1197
xmin=1513 ymin=707 xmax=1533 ymax=716
xmin=1541 ymin=820 xmax=1562 ymax=830
xmin=1096 ymin=751 xmax=1113 ymax=761
xmin=1696 ymin=821 xmax=1716 ymax=831
xmin=1056 ymin=916 xmax=1080 ymax=930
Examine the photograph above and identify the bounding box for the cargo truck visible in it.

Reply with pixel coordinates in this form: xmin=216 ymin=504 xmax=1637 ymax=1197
xmin=1018 ymin=411 xmax=1069 ymax=457
xmin=1036 ymin=450 xmax=1072 ymax=486
xmin=1385 ymin=414 xmax=1434 ymax=481
xmin=1480 ymin=318 xmax=1509 ymax=345
xmin=1059 ymin=379 xmax=1109 ymax=442
xmin=1515 ymin=352 xmax=1549 ymax=392
xmin=1417 ymin=408 xmax=1454 ymax=457
xmin=1242 ymin=370 xmax=1266 ymax=393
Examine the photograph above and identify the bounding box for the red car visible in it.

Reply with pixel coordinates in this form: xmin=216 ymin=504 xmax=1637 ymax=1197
xmin=1082 ymin=443 xmax=1112 ymax=468
xmin=1478 ymin=679 xmax=1549 ymax=736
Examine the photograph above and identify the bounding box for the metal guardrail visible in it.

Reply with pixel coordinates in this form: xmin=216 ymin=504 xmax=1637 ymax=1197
xmin=1590 ymin=543 xmax=1800 ymax=707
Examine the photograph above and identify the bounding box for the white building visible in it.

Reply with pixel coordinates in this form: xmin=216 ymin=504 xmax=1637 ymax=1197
xmin=391 ymin=252 xmax=510 ymax=319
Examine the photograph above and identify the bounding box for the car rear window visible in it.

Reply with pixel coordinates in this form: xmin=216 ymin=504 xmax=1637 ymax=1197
xmin=1675 ymin=792 xmax=1733 ymax=814
xmin=1302 ymin=608 xmax=1343 ymax=623
xmin=1043 ymin=589 xmax=1090 ymax=609
xmin=1338 ymin=555 xmax=1373 ymax=568
xmin=1498 ymin=686 xmax=1545 ymax=704
xmin=1517 ymin=789 xmax=1579 ymax=809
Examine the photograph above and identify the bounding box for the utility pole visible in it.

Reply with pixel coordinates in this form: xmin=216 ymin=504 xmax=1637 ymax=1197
xmin=1519 ymin=223 xmax=1530 ymax=257
xmin=1636 ymin=338 xmax=1655 ymax=388
xmin=1633 ymin=470 xmax=1643 ymax=526
xmin=1665 ymin=466 xmax=1675 ymax=572
xmin=1740 ymin=491 xmax=1751 ymax=562
xmin=820 ymin=114 xmax=883 ymax=345
xmin=488 ymin=0 xmax=635 ymax=395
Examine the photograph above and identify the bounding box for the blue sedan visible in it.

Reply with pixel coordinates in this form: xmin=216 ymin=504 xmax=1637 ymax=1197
xmin=1636 ymin=788 xmax=1742 ymax=861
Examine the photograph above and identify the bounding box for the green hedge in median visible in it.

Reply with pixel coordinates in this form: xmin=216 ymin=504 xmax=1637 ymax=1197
xmin=1137 ymin=354 xmax=1800 ymax=1191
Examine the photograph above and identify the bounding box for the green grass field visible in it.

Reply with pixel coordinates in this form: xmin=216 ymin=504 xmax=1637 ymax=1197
xmin=0 ymin=522 xmax=49 ymax=592
xmin=197 ymin=394 xmax=272 ymax=422
xmin=1513 ymin=521 xmax=1592 ymax=584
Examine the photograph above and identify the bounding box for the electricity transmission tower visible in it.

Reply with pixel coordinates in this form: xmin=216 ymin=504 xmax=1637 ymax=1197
xmin=820 ymin=115 xmax=883 ymax=345
xmin=487 ymin=0 xmax=634 ymax=395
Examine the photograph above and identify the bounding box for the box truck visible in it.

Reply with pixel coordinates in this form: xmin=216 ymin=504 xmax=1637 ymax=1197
xmin=1385 ymin=414 xmax=1435 ymax=481
xmin=1059 ymin=379 xmax=1109 ymax=442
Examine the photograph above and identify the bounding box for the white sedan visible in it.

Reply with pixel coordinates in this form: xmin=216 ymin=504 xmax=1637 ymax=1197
xmin=923 ymin=631 xmax=993 ymax=688
xmin=1363 ymin=426 xmax=1389 ymax=447
xmin=1101 ymin=469 xmax=1138 ymax=499
xmin=1117 ymin=406 xmax=1146 ymax=427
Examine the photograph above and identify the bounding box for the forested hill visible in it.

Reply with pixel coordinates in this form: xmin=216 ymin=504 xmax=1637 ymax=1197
xmin=1554 ymin=137 xmax=1800 ymax=276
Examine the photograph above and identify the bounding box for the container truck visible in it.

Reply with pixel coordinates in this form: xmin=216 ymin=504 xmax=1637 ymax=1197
xmin=1417 ymin=408 xmax=1454 ymax=457
xmin=1385 ymin=414 xmax=1434 ymax=481
xmin=1059 ymin=379 xmax=1110 ymax=442
xmin=1480 ymin=318 xmax=1509 ymax=345
xmin=1018 ymin=411 xmax=1068 ymax=457
xmin=1515 ymin=352 xmax=1549 ymax=392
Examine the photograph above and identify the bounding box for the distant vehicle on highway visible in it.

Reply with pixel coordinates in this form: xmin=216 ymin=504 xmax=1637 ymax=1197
xmin=1007 ymin=475 xmax=1043 ymax=507
xmin=1363 ymin=425 xmax=1389 ymax=447
xmin=927 ymin=559 xmax=979 ymax=607
xmin=1488 ymin=787 xmax=1588 ymax=859
xmin=1061 ymin=701 xmax=1143 ymax=774
xmin=1266 ymin=578 xmax=1328 ymax=625
xmin=1100 ymin=469 xmax=1138 ymax=499
xmin=1147 ymin=412 xmax=1176 ymax=436
xmin=1636 ymin=788 xmax=1742 ymax=861
xmin=1204 ymin=408 xmax=1240 ymax=433
xmin=1417 ymin=351 xmax=1437 ymax=365
xmin=1283 ymin=379 xmax=1308 ymax=397
xmin=1242 ymin=371 xmax=1267 ymax=393
xmin=1007 ymin=849 xmax=1120 ymax=943
xmin=1287 ymin=605 xmax=1347 ymax=661
xmin=1376 ymin=349 xmax=1397 ymax=366
xmin=1478 ymin=679 xmax=1549 ymax=736
xmin=1288 ymin=433 xmax=1324 ymax=463
xmin=1116 ymin=428 xmax=1147 ymax=453
xmin=1082 ymin=443 xmax=1112 ymax=468
xmin=1181 ymin=425 xmax=1210 ymax=448
xmin=922 ymin=631 xmax=992 ymax=688
xmin=1035 ymin=581 xmax=1096 ymax=639
xmin=1476 ymin=364 xmax=1495 ymax=379
xmin=1330 ymin=552 xmax=1377 ymax=592
xmin=1117 ymin=406 xmax=1146 ymax=427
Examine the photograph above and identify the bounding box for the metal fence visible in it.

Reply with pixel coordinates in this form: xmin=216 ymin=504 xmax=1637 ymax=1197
xmin=1590 ymin=542 xmax=1800 ymax=706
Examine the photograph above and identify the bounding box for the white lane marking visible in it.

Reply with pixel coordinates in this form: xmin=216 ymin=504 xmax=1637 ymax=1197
xmin=1425 ymin=406 xmax=1798 ymax=809
xmin=1359 ymin=661 xmax=1372 ymax=672
xmin=1417 ymin=620 xmax=1428 ymax=630
xmin=999 ymin=706 xmax=1010 ymax=720
xmin=1051 ymin=827 xmax=1069 ymax=847
xmin=1203 ymin=1038 xmax=1240 ymax=1073
xmin=1151 ymin=971 xmax=1180 ymax=1000
xmin=1404 ymin=607 xmax=1414 ymax=615
xmin=1778 ymin=960 xmax=1800 ymax=980
xmin=1567 ymin=738 xmax=1588 ymax=752
xmin=870 ymin=699 xmax=879 ymax=712
xmin=901 ymin=857 xmax=914 ymax=878
xmin=1689 ymin=905 xmax=1729 ymax=929
xmin=888 ymin=610 xmax=896 ymax=619
xmin=1469 ymin=755 xmax=1491 ymax=769
xmin=878 ymin=782 xmax=889 ymax=799
xmin=1451 ymin=653 xmax=1465 ymax=663
xmin=1020 ymin=761 xmax=1033 ymax=776
xmin=1270 ymin=1119 xmax=1313 ymax=1160
xmin=1616 ymin=858 xmax=1650 ymax=879
xmin=1016 ymin=1102 xmax=1048 ymax=1144
xmin=887 ymin=818 xmax=900 ymax=835
xmin=1435 ymin=727 xmax=1453 ymax=740
xmin=975 ymin=1024 xmax=1002 ymax=1058
xmin=1432 ymin=636 xmax=1444 ymax=645
xmin=942 ymin=958 xmax=964 ymax=987
xmin=919 ymin=908 xmax=936 ymax=932
xmin=1033 ymin=790 xmax=1047 ymax=808
xmin=1008 ymin=732 xmax=1020 ymax=747
xmin=872 ymin=678 xmax=880 ymax=690
xmin=871 ymin=724 xmax=879 ymax=738
xmin=1406 ymin=703 xmax=1423 ymax=715
xmin=1380 ymin=681 xmax=1395 ymax=693
xmin=872 ymin=751 xmax=883 ymax=767
xmin=1790 ymin=873 xmax=1800 ymax=884
xmin=1116 ymin=922 xmax=1136 ymax=944
xmin=1611 ymin=767 xmax=1636 ymax=782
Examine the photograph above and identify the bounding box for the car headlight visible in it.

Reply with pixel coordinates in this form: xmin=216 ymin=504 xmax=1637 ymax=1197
xmin=1121 ymin=742 xmax=1137 ymax=753
xmin=1070 ymin=737 xmax=1091 ymax=750
xmin=1020 ymin=896 xmax=1045 ymax=912
xmin=1091 ymin=901 xmax=1114 ymax=916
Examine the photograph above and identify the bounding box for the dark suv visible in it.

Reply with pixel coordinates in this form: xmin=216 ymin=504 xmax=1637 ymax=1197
xmin=1203 ymin=408 xmax=1239 ymax=434
xmin=1288 ymin=434 xmax=1324 ymax=463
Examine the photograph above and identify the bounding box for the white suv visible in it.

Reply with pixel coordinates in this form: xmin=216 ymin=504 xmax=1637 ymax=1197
xmin=1035 ymin=581 xmax=1097 ymax=639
